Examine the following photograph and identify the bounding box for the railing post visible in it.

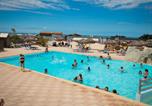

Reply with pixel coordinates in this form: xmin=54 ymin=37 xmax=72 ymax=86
xmin=137 ymin=79 xmax=142 ymax=101
xmin=139 ymin=79 xmax=142 ymax=94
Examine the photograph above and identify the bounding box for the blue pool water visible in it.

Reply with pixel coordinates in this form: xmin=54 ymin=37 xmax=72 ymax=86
xmin=0 ymin=51 xmax=152 ymax=100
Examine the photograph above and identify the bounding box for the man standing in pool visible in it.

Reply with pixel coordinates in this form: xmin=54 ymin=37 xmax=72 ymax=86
xmin=20 ymin=54 xmax=25 ymax=71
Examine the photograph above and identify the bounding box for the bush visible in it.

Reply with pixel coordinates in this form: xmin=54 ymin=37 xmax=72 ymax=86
xmin=9 ymin=35 xmax=24 ymax=44
xmin=36 ymin=36 xmax=49 ymax=47
xmin=139 ymin=34 xmax=152 ymax=41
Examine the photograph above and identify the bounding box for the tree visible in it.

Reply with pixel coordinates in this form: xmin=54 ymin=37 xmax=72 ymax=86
xmin=11 ymin=28 xmax=16 ymax=33
xmin=9 ymin=35 xmax=24 ymax=44
xmin=11 ymin=28 xmax=16 ymax=36
xmin=36 ymin=36 xmax=49 ymax=46
xmin=139 ymin=34 xmax=152 ymax=41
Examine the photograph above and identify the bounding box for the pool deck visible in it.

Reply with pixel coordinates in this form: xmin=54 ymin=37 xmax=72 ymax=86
xmin=0 ymin=47 xmax=146 ymax=106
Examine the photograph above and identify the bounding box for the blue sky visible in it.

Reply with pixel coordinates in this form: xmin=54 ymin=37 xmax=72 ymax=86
xmin=0 ymin=0 xmax=152 ymax=37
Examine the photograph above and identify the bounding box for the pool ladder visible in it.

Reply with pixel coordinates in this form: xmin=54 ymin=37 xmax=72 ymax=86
xmin=137 ymin=78 xmax=152 ymax=102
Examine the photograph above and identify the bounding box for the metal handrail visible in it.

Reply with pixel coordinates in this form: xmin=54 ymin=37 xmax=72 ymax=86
xmin=138 ymin=78 xmax=152 ymax=94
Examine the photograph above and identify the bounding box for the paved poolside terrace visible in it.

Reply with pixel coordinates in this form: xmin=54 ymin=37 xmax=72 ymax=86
xmin=0 ymin=47 xmax=146 ymax=106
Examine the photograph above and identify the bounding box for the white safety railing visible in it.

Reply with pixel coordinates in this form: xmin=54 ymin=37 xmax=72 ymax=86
xmin=137 ymin=78 xmax=152 ymax=101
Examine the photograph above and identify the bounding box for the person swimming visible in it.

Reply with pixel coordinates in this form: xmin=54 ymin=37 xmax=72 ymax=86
xmin=144 ymin=69 xmax=149 ymax=79
xmin=107 ymin=64 xmax=110 ymax=69
xmin=133 ymin=64 xmax=136 ymax=67
xmin=102 ymin=59 xmax=106 ymax=64
xmin=95 ymin=86 xmax=100 ymax=89
xmin=112 ymin=89 xmax=119 ymax=95
xmin=74 ymin=59 xmax=77 ymax=65
xmin=139 ymin=70 xmax=142 ymax=75
xmin=140 ymin=63 xmax=143 ymax=68
xmin=74 ymin=74 xmax=83 ymax=82
xmin=104 ymin=86 xmax=109 ymax=91
xmin=44 ymin=68 xmax=48 ymax=74
xmin=51 ymin=56 xmax=54 ymax=60
xmin=87 ymin=56 xmax=90 ymax=61
xmin=88 ymin=66 xmax=91 ymax=71
xmin=72 ymin=59 xmax=78 ymax=68
xmin=81 ymin=60 xmax=84 ymax=63
xmin=120 ymin=66 xmax=124 ymax=73
xmin=100 ymin=56 xmax=103 ymax=59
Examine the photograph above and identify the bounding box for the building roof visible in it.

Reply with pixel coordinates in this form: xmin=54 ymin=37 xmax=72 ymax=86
xmin=0 ymin=33 xmax=9 ymax=38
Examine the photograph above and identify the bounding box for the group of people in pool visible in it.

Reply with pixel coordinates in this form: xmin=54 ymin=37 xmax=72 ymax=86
xmin=131 ymin=63 xmax=149 ymax=79
xmin=95 ymin=86 xmax=119 ymax=95
xmin=42 ymin=54 xmax=149 ymax=80
xmin=19 ymin=53 xmax=150 ymax=80
xmin=139 ymin=69 xmax=149 ymax=79
xmin=101 ymin=56 xmax=149 ymax=79
xmin=19 ymin=53 xmax=150 ymax=97
xmin=119 ymin=63 xmax=149 ymax=79
xmin=100 ymin=54 xmax=126 ymax=73
xmin=73 ymin=73 xmax=119 ymax=94
xmin=72 ymin=57 xmax=91 ymax=71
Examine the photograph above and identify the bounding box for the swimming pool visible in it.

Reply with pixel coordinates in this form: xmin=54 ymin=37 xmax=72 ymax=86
xmin=0 ymin=51 xmax=152 ymax=100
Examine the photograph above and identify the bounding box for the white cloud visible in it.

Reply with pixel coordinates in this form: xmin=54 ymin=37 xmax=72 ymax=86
xmin=23 ymin=10 xmax=52 ymax=16
xmin=0 ymin=0 xmax=70 ymax=10
xmin=0 ymin=0 xmax=151 ymax=15
xmin=74 ymin=0 xmax=152 ymax=9
xmin=0 ymin=0 xmax=72 ymax=15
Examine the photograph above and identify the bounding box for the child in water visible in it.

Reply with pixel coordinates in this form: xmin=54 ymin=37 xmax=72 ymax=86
xmin=88 ymin=66 xmax=91 ymax=71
